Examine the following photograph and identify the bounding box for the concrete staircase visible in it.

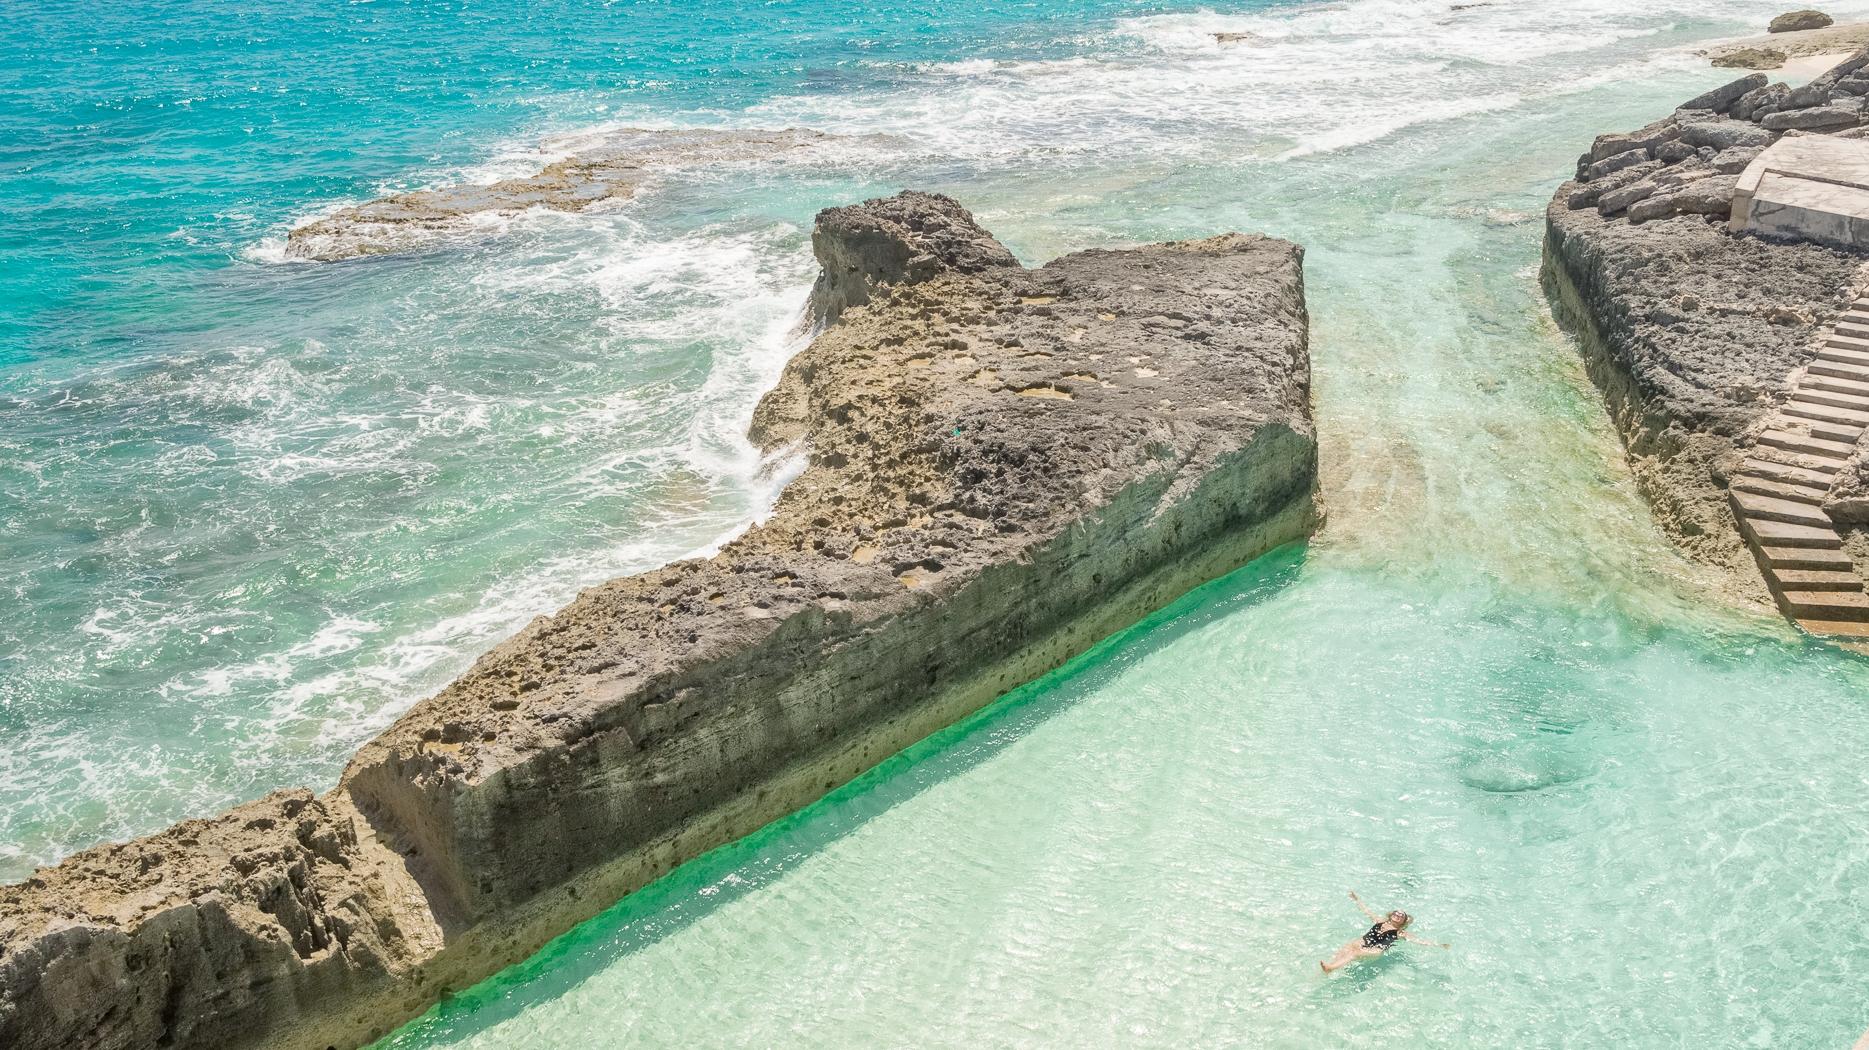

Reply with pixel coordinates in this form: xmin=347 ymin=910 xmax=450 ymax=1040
xmin=1730 ymin=297 xmax=1869 ymax=638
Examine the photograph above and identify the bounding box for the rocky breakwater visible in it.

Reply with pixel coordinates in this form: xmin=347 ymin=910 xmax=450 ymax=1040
xmin=1542 ymin=59 xmax=1869 ymax=590
xmin=0 ymin=192 xmax=1318 ymax=1049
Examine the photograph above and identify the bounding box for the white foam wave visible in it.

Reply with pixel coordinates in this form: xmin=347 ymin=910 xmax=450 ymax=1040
xmin=204 ymin=216 xmax=815 ymax=771
xmin=724 ymin=0 xmax=1869 ymax=166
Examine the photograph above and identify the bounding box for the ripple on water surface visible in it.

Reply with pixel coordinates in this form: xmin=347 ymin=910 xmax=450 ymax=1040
xmin=5 ymin=0 xmax=1869 ymax=1044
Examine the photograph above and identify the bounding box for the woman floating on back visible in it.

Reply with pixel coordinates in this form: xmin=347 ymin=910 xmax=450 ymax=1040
xmin=1320 ymin=890 xmax=1449 ymax=972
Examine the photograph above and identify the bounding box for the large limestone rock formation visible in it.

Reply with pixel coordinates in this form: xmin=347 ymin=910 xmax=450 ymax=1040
xmin=0 ymin=192 xmax=1318 ymax=1050
xmin=1543 ymin=61 xmax=1867 ymax=586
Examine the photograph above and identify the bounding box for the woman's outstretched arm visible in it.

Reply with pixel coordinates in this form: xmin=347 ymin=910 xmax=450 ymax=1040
xmin=1347 ymin=890 xmax=1379 ymax=920
xmin=1400 ymin=930 xmax=1450 ymax=949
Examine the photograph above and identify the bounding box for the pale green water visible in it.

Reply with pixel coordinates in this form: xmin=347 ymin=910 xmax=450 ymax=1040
xmin=9 ymin=0 xmax=1869 ymax=1044
xmin=376 ymin=14 xmax=1869 ymax=1050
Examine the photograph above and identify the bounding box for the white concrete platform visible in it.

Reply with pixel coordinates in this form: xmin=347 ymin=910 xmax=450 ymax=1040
xmin=1731 ymin=134 xmax=1869 ymax=248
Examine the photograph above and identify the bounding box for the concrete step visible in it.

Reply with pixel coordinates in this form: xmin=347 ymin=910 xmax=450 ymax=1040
xmin=1745 ymin=457 xmax=1839 ymax=487
xmin=1770 ymin=568 xmax=1864 ymax=591
xmin=1804 ymin=372 xmax=1869 ymax=397
xmin=1739 ymin=514 xmax=1843 ymax=549
xmin=1809 ymin=359 xmax=1869 ymax=382
xmin=1818 ymin=346 xmax=1869 ymax=368
xmin=1758 ymin=544 xmax=1854 ymax=569
xmin=1791 ymin=385 xmax=1869 ymax=411
xmin=1775 ymin=413 xmax=1866 ymax=444
xmin=1748 ymin=447 xmax=1847 ymax=478
xmin=1796 ymin=618 xmax=1869 ymax=638
xmin=1732 ymin=474 xmax=1829 ymax=505
xmin=1827 ymin=331 xmax=1869 ymax=352
xmin=1734 ymin=489 xmax=1834 ymax=527
xmin=1779 ymin=589 xmax=1869 ymax=622
xmin=1758 ymin=430 xmax=1856 ymax=458
xmin=1785 ymin=398 xmax=1869 ymax=426
xmin=1833 ymin=321 xmax=1869 ymax=342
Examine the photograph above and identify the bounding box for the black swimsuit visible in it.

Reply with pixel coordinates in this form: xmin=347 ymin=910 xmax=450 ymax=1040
xmin=1361 ymin=923 xmax=1400 ymax=951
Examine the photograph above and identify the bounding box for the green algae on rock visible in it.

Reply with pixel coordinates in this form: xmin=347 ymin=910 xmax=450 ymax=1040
xmin=0 ymin=191 xmax=1317 ymax=1050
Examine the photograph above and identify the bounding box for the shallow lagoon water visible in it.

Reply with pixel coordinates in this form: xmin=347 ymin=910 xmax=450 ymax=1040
xmin=6 ymin=0 xmax=1869 ymax=1045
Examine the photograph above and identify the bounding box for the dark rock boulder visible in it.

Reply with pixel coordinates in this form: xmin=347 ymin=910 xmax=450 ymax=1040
xmin=1680 ymin=118 xmax=1775 ymax=150
xmin=1712 ymin=145 xmax=1766 ymax=173
xmin=1627 ymin=174 xmax=1741 ymax=223
xmin=1586 ymin=147 xmax=1659 ymax=180
xmin=1786 ymin=47 xmax=1869 ymax=106
xmin=1568 ymin=160 xmax=1663 ymax=209
xmin=1680 ymin=73 xmax=1770 ymax=114
xmin=1769 ymin=9 xmax=1834 ymax=33
xmin=1735 ymin=82 xmax=1794 ymax=120
xmin=1761 ymin=102 xmax=1863 ymax=130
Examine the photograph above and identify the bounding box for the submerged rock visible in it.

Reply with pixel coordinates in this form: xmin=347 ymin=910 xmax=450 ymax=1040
xmin=282 ymin=127 xmax=848 ymax=262
xmin=0 ymin=192 xmax=1319 ymax=1050
xmin=1713 ymin=46 xmax=1788 ymax=70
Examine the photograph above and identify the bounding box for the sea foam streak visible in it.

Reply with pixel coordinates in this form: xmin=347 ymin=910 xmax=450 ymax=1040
xmin=0 ymin=212 xmax=816 ymax=878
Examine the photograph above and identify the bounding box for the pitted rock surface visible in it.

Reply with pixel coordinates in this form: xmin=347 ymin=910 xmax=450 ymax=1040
xmin=1561 ymin=53 xmax=1869 ymax=229
xmin=1545 ymin=65 xmax=1864 ymax=580
xmin=0 ymin=191 xmax=1316 ymax=1050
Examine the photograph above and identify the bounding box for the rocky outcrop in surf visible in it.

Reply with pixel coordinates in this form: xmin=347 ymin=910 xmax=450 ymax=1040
xmin=1705 ymin=20 xmax=1869 ymax=69
xmin=0 ymin=192 xmax=1318 ymax=1050
xmin=1542 ymin=59 xmax=1867 ymax=586
xmin=283 ymin=127 xmax=846 ymax=262
xmin=1771 ymin=9 xmax=1835 ymax=34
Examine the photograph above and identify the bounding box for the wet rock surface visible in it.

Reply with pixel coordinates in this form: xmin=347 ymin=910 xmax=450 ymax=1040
xmin=283 ymin=128 xmax=851 ymax=262
xmin=1714 ymin=46 xmax=1789 ymax=71
xmin=0 ymin=193 xmax=1317 ymax=1050
xmin=1544 ymin=60 xmax=1867 ymax=581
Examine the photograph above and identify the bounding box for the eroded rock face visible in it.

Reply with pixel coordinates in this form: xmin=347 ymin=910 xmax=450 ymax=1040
xmin=283 ymin=128 xmax=848 ymax=262
xmin=0 ymin=192 xmax=1318 ymax=1050
xmin=340 ymin=193 xmax=1317 ymax=928
xmin=802 ymin=190 xmax=1019 ymax=328
xmin=0 ymin=791 xmax=435 ymax=1050
xmin=1544 ymin=101 xmax=1861 ymax=579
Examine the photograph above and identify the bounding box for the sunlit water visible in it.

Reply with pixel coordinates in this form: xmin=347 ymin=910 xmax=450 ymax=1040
xmin=7 ymin=0 xmax=1869 ymax=1044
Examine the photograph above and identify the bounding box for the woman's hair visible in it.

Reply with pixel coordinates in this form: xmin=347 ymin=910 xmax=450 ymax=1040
xmin=1388 ymin=910 xmax=1412 ymax=927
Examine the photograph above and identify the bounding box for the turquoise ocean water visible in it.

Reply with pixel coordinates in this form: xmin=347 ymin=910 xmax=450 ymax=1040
xmin=6 ymin=0 xmax=1869 ymax=1044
